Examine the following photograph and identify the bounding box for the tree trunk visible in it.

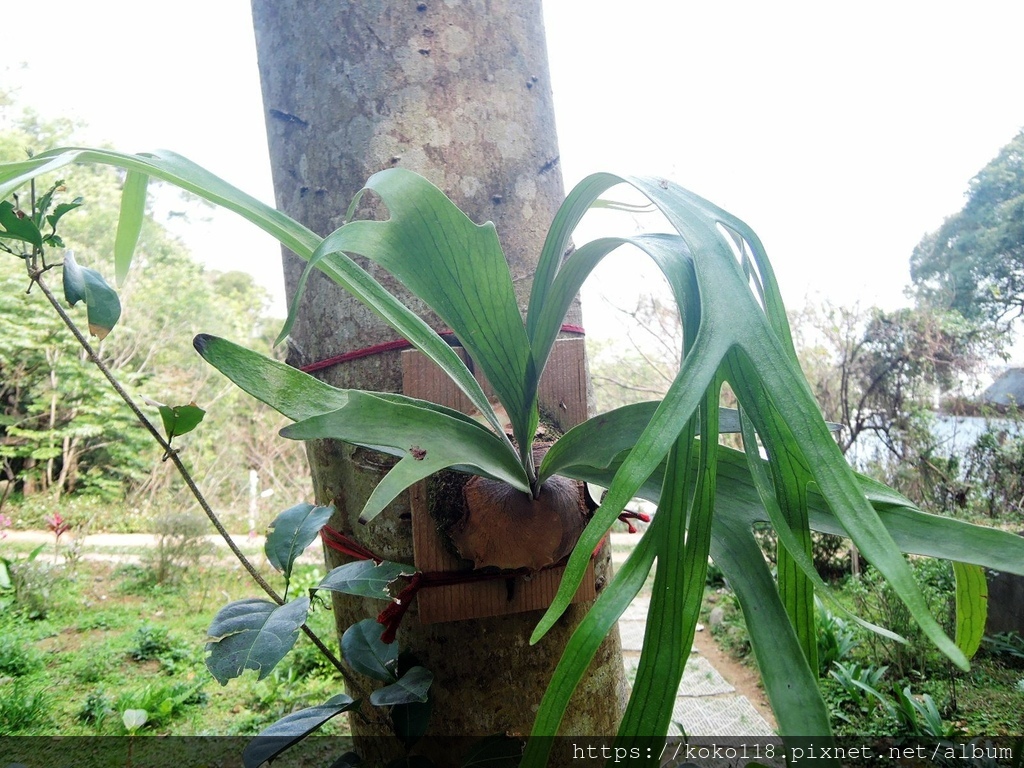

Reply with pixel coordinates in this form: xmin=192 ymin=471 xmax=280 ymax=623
xmin=250 ymin=1 xmax=625 ymax=762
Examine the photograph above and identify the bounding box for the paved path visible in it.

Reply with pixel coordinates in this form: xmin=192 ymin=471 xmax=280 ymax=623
xmin=611 ymin=535 xmax=776 ymax=737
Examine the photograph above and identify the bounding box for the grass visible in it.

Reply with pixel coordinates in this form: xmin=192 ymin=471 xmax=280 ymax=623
xmin=0 ymin=552 xmax=352 ymax=741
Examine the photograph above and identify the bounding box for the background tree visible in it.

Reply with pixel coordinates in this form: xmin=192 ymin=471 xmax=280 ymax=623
xmin=588 ymin=293 xmax=682 ymax=412
xmin=796 ymin=303 xmax=990 ymax=454
xmin=0 ymin=100 xmax=308 ymax=524
xmin=910 ymin=128 xmax=1024 ymax=331
xmin=249 ymin=0 xmax=624 ymax=760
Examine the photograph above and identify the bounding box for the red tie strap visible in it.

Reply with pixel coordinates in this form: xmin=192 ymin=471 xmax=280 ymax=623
xmin=299 ymin=324 xmax=585 ymax=374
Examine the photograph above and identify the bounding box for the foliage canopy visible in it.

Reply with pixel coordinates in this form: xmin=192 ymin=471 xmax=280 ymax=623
xmin=911 ymin=128 xmax=1024 ymax=328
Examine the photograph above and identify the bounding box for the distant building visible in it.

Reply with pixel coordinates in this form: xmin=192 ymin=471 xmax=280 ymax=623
xmin=982 ymin=367 xmax=1024 ymax=409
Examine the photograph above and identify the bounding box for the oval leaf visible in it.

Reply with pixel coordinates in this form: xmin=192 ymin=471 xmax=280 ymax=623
xmin=369 ymin=665 xmax=433 ymax=706
xmin=342 ymin=618 xmax=399 ymax=683
xmin=265 ymin=502 xmax=334 ymax=580
xmin=62 ymin=251 xmax=122 ymax=339
xmin=0 ymin=199 xmax=43 ymax=247
xmin=315 ymin=560 xmax=415 ymax=600
xmin=45 ymin=198 xmax=84 ymax=232
xmin=205 ymin=597 xmax=309 ymax=684
xmin=242 ymin=693 xmax=357 ymax=768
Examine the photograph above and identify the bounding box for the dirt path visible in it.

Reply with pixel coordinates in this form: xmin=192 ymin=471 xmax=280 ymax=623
xmin=691 ymin=625 xmax=776 ymax=728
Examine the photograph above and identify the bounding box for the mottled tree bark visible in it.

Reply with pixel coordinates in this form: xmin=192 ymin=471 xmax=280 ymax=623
xmin=250 ymin=1 xmax=625 ymax=762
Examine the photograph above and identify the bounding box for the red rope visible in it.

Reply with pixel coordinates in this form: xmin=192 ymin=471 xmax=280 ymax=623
xmin=300 ymin=324 xmax=585 ymax=374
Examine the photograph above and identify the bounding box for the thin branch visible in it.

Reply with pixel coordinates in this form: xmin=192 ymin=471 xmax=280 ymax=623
xmin=28 ymin=268 xmax=351 ymax=683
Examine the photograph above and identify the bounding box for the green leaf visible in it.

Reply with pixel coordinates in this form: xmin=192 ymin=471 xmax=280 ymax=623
xmin=194 ymin=333 xmax=530 ymax=518
xmin=205 ymin=597 xmax=309 ymax=684
xmin=242 ymin=693 xmax=357 ymax=768
xmin=953 ymin=561 xmax=988 ymax=660
xmin=315 ymin=560 xmax=415 ymax=600
xmin=538 ymin=401 xmax=744 ymax=484
xmin=114 ymin=170 xmax=148 ymax=285
xmin=0 ymin=200 xmax=42 ymax=248
xmin=616 ymin=384 xmax=717 ymax=752
xmin=282 ymin=391 xmax=531 ymax=522
xmin=525 ymin=505 xmax=660 ymax=764
xmin=342 ymin=618 xmax=399 ymax=682
xmin=1 ymin=148 xmax=320 ymax=260
xmin=734 ymin=398 xmax=901 ymax=645
xmin=391 ymin=698 xmax=433 ymax=750
xmin=292 ymin=169 xmax=534 ymax=459
xmin=193 ymin=333 xmax=355 ymax=421
xmin=710 ymin=496 xmax=836 ymax=745
xmin=45 ymin=198 xmax=83 ymax=232
xmin=153 ymin=401 xmax=206 ymax=441
xmin=265 ymin=502 xmax=334 ymax=581
xmin=61 ymin=251 xmax=122 ymax=339
xmin=533 ymin=173 xmax=968 ymax=678
xmin=369 ymin=665 xmax=433 ymax=706
xmin=529 ymin=233 xmax=698 ymax=399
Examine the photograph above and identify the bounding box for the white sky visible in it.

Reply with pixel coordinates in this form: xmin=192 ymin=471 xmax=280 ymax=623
xmin=4 ymin=0 xmax=1024 ymax=352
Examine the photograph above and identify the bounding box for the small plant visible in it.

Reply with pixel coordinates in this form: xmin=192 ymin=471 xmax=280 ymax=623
xmin=78 ymin=689 xmax=114 ymax=727
xmin=816 ymin=598 xmax=859 ymax=676
xmin=142 ymin=509 xmax=214 ymax=586
xmin=3 ymin=545 xmax=56 ymax=619
xmin=828 ymin=661 xmax=890 ymax=713
xmin=889 ymin=685 xmax=960 ymax=739
xmin=128 ymin=622 xmax=192 ymax=673
xmin=847 ymin=558 xmax=955 ymax=679
xmin=44 ymin=511 xmax=70 ymax=564
xmin=981 ymin=631 xmax=1024 ymax=662
xmin=116 ymin=681 xmax=204 ymax=727
xmin=0 ymin=634 xmax=42 ymax=677
xmin=129 ymin=622 xmax=174 ymax=661
xmin=0 ymin=680 xmax=50 ymax=733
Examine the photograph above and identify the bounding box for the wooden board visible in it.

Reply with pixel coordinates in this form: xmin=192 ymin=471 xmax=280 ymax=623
xmin=403 ymin=338 xmax=597 ymax=624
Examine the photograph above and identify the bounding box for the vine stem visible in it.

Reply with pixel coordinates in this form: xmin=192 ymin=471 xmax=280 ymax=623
xmin=29 ymin=267 xmax=352 ymax=684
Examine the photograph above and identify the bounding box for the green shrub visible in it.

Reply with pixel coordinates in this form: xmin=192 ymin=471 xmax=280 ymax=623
xmin=128 ymin=622 xmax=193 ymax=672
xmin=142 ymin=510 xmax=214 ymax=586
xmin=77 ymin=689 xmax=114 ymax=727
xmin=846 ymin=558 xmax=954 ymax=679
xmin=0 ymin=634 xmax=42 ymax=677
xmin=5 ymin=554 xmax=58 ymax=620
